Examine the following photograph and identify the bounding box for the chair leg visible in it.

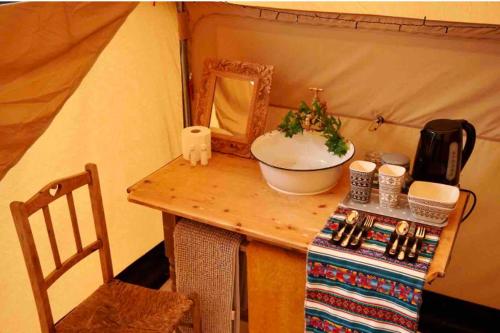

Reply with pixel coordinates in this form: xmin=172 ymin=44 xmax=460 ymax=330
xmin=188 ymin=293 xmax=202 ymax=333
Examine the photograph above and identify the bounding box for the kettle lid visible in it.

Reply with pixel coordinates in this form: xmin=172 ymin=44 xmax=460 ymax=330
xmin=424 ymin=119 xmax=462 ymax=133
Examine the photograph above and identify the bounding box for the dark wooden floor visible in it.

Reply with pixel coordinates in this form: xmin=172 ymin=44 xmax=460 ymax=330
xmin=117 ymin=242 xmax=500 ymax=333
xmin=116 ymin=242 xmax=169 ymax=290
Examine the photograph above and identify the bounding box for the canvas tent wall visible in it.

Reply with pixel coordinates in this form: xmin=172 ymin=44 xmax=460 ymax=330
xmin=0 ymin=2 xmax=138 ymax=180
xmin=0 ymin=3 xmax=183 ymax=333
xmin=0 ymin=2 xmax=499 ymax=333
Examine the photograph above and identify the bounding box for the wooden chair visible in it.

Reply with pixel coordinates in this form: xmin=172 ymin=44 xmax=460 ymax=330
xmin=10 ymin=163 xmax=201 ymax=333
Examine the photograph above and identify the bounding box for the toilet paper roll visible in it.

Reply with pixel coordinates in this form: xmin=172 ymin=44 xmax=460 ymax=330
xmin=181 ymin=126 xmax=212 ymax=163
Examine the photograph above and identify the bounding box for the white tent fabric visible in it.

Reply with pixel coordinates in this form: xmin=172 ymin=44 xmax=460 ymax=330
xmin=0 ymin=4 xmax=182 ymax=333
xmin=0 ymin=2 xmax=137 ymax=180
xmin=189 ymin=2 xmax=500 ymax=141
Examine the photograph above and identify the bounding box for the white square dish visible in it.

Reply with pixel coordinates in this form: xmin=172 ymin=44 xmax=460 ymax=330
xmin=408 ymin=181 xmax=459 ymax=209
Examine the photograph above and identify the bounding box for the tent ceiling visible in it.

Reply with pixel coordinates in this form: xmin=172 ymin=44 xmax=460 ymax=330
xmin=233 ymin=2 xmax=500 ymax=25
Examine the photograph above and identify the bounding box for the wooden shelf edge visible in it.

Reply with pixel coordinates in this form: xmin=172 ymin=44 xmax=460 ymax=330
xmin=425 ymin=192 xmax=469 ymax=284
xmin=127 ymin=196 xmax=310 ymax=253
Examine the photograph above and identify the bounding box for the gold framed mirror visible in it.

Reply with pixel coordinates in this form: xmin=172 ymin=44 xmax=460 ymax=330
xmin=194 ymin=58 xmax=273 ymax=157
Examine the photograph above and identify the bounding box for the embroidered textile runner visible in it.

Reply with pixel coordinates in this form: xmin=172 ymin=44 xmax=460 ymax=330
xmin=305 ymin=208 xmax=441 ymax=333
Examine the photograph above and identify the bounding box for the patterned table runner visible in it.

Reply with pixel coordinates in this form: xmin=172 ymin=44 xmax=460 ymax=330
xmin=305 ymin=207 xmax=441 ymax=333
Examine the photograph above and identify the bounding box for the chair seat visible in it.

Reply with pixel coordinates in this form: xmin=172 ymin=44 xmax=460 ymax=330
xmin=56 ymin=280 xmax=192 ymax=333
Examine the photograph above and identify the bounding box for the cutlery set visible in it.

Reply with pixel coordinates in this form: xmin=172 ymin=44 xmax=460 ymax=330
xmin=331 ymin=210 xmax=427 ymax=260
xmin=385 ymin=220 xmax=426 ymax=262
xmin=330 ymin=211 xmax=375 ymax=249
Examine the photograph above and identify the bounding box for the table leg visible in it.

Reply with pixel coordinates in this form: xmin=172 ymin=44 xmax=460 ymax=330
xmin=162 ymin=212 xmax=177 ymax=291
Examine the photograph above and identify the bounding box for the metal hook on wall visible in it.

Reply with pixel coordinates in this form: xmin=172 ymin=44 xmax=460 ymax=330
xmin=368 ymin=116 xmax=384 ymax=131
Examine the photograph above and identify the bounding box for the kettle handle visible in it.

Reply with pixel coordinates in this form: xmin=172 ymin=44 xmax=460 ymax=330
xmin=460 ymin=120 xmax=476 ymax=168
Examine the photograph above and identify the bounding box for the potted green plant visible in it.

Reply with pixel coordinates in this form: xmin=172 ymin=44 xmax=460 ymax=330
xmin=277 ymin=89 xmax=349 ymax=157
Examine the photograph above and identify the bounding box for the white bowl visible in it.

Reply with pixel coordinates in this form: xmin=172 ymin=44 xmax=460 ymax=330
xmin=408 ymin=181 xmax=459 ymax=209
xmin=251 ymin=130 xmax=355 ymax=195
xmin=408 ymin=199 xmax=454 ymax=224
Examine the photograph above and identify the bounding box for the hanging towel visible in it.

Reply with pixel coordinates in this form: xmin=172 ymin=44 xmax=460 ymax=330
xmin=174 ymin=219 xmax=242 ymax=333
xmin=305 ymin=207 xmax=442 ymax=333
xmin=247 ymin=241 xmax=307 ymax=333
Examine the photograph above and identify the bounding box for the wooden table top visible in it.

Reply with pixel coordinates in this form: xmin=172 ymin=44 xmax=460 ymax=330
xmin=127 ymin=152 xmax=469 ymax=283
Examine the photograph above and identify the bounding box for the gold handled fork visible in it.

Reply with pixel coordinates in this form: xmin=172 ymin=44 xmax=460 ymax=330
xmin=408 ymin=226 xmax=426 ymax=259
xmin=350 ymin=215 xmax=375 ymax=247
xmin=341 ymin=216 xmax=366 ymax=247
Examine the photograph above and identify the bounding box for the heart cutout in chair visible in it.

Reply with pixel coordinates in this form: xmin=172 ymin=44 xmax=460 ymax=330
xmin=48 ymin=184 xmax=61 ymax=197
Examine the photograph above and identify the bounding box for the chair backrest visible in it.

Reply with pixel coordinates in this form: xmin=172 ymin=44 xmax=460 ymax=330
xmin=10 ymin=163 xmax=113 ymax=333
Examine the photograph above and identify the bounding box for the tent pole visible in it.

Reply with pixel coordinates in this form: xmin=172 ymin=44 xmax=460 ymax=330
xmin=177 ymin=2 xmax=192 ymax=128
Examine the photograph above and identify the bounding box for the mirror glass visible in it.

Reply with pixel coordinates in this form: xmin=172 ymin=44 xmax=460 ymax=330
xmin=209 ymin=76 xmax=255 ymax=137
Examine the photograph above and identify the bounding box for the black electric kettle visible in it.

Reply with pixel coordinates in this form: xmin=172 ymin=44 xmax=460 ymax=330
xmin=412 ymin=119 xmax=476 ymax=186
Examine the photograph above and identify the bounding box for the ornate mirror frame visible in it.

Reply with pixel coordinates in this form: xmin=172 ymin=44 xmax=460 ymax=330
xmin=194 ymin=58 xmax=273 ymax=157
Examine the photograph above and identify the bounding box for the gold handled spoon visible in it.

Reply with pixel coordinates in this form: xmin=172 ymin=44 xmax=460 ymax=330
xmin=389 ymin=220 xmax=409 ymax=256
xmin=333 ymin=210 xmax=358 ymax=242
xmin=398 ymin=223 xmax=415 ymax=261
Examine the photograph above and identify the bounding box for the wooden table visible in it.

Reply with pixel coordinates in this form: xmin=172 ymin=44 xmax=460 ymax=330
xmin=127 ymin=152 xmax=469 ymax=285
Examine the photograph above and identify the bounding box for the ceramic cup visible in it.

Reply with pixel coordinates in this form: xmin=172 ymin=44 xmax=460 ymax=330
xmin=378 ymin=164 xmax=406 ymax=208
xmin=349 ymin=160 xmax=376 ymax=203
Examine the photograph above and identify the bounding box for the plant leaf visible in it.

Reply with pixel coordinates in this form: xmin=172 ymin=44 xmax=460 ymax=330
xmin=277 ymin=99 xmax=348 ymax=157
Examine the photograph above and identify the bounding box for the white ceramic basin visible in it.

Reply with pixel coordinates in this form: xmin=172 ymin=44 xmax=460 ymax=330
xmin=251 ymin=130 xmax=355 ymax=195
